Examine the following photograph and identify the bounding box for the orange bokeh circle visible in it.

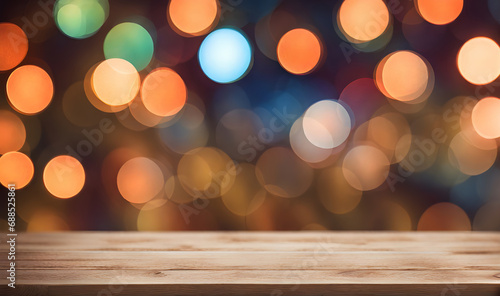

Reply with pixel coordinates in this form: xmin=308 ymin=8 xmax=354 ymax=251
xmin=141 ymin=67 xmax=187 ymax=117
xmin=0 ymin=152 xmax=34 ymax=189
xmin=43 ymin=156 xmax=85 ymax=199
xmin=7 ymin=65 xmax=53 ymax=114
xmin=0 ymin=110 xmax=26 ymax=154
xmin=277 ymin=28 xmax=322 ymax=75
xmin=0 ymin=23 xmax=28 ymax=71
xmin=416 ymin=0 xmax=463 ymax=25
xmin=168 ymin=0 xmax=219 ymax=36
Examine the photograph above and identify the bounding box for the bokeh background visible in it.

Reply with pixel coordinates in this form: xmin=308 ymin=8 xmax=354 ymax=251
xmin=1 ymin=0 xmax=500 ymax=231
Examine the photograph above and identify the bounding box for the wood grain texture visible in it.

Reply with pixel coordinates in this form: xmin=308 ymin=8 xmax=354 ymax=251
xmin=1 ymin=231 xmax=499 ymax=295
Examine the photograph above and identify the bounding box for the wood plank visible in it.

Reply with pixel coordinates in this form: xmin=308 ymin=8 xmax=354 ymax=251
xmin=9 ymin=231 xmax=500 ymax=252
xmin=3 ymin=270 xmax=500 ymax=295
xmin=11 ymin=268 xmax=500 ymax=284
xmin=10 ymin=252 xmax=500 ymax=270
xmin=0 ymin=232 xmax=499 ymax=295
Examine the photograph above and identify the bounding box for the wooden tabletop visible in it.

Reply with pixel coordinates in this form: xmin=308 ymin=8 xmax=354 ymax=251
xmin=1 ymin=231 xmax=499 ymax=295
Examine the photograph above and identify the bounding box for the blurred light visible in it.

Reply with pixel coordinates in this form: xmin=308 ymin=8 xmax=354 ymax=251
xmin=415 ymin=0 xmax=463 ymax=25
xmin=0 ymin=152 xmax=34 ymax=189
xmin=402 ymin=8 xmax=447 ymax=52
xmin=457 ymin=37 xmax=500 ymax=85
xmin=368 ymin=116 xmax=400 ymax=151
xmin=471 ymin=96 xmax=500 ymax=139
xmin=254 ymin=9 xmax=298 ymax=61
xmin=91 ymin=58 xmax=140 ymax=107
xmin=43 ymin=156 xmax=85 ymax=199
xmin=135 ymin=195 xmax=168 ymax=211
xmin=165 ymin=175 xmax=195 ymax=204
xmin=54 ymin=0 xmax=109 ymax=39
xmin=455 ymin=98 xmax=497 ymax=151
xmin=364 ymin=199 xmax=413 ymax=230
xmin=27 ymin=209 xmax=69 ymax=231
xmin=168 ymin=0 xmax=219 ymax=37
xmin=156 ymin=25 xmax=200 ymax=66
xmin=277 ymin=28 xmax=322 ymax=75
xmin=448 ymin=132 xmax=497 ymax=176
xmin=385 ymin=92 xmax=429 ymax=114
xmin=101 ymin=148 xmax=142 ymax=201
xmin=459 ymin=100 xmax=498 ymax=150
xmin=397 ymin=134 xmax=439 ymax=173
xmin=127 ymin=95 xmax=172 ymax=128
xmin=417 ymin=202 xmax=471 ymax=230
xmin=5 ymin=0 xmax=500 ymax=232
xmin=302 ymin=100 xmax=351 ymax=149
xmin=337 ymin=0 xmax=390 ymax=43
xmin=385 ymin=201 xmax=413 ymax=230
xmin=103 ymin=22 xmax=154 ymax=71
xmin=137 ymin=199 xmax=218 ymax=230
xmin=334 ymin=18 xmax=394 ymax=53
xmin=426 ymin=156 xmax=468 ymax=189
xmin=159 ymin=104 xmax=209 ymax=154
xmin=303 ymin=223 xmax=328 ymax=230
xmin=338 ymin=78 xmax=386 ymax=125
xmin=221 ymin=163 xmax=266 ymax=216
xmin=115 ymin=109 xmax=149 ymax=131
xmin=450 ymin=178 xmax=484 ymax=214
xmin=375 ymin=51 xmax=432 ymax=102
xmin=254 ymin=92 xmax=304 ymax=144
xmin=177 ymin=147 xmax=236 ymax=198
xmin=290 ymin=116 xmax=341 ymax=164
xmin=450 ymin=168 xmax=500 ymax=213
xmin=255 ymin=147 xmax=313 ymax=198
xmin=117 ymin=157 xmax=165 ymax=204
xmin=141 ymin=67 xmax=186 ymax=117
xmin=137 ymin=200 xmax=189 ymax=231
xmin=0 ymin=110 xmax=26 ymax=154
xmin=7 ymin=65 xmax=53 ymax=115
xmin=245 ymin=197 xmax=294 ymax=230
xmin=0 ymin=23 xmax=28 ymax=71
xmin=354 ymin=112 xmax=412 ymax=164
xmin=377 ymin=114 xmax=412 ymax=164
xmin=62 ymin=81 xmax=102 ymax=127
xmin=84 ymin=62 xmax=128 ymax=113
xmin=342 ymin=145 xmax=390 ymax=191
xmin=198 ymin=28 xmax=252 ymax=83
xmin=473 ymin=202 xmax=500 ymax=230
xmin=318 ymin=166 xmax=362 ymax=214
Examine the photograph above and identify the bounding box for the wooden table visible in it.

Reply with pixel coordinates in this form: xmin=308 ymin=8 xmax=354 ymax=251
xmin=1 ymin=232 xmax=499 ymax=295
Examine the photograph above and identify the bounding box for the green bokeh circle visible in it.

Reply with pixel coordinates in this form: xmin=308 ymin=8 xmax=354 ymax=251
xmin=54 ymin=0 xmax=109 ymax=39
xmin=103 ymin=22 xmax=154 ymax=71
